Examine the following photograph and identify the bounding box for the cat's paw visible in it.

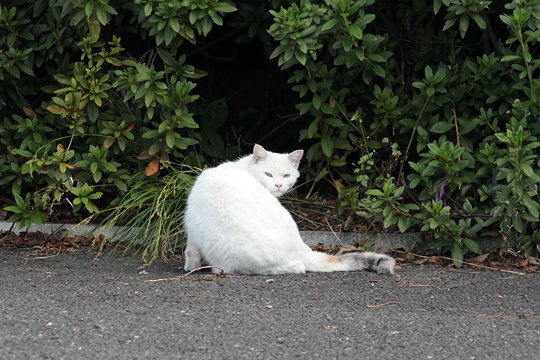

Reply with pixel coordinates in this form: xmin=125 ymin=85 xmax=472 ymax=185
xmin=183 ymin=256 xmax=201 ymax=272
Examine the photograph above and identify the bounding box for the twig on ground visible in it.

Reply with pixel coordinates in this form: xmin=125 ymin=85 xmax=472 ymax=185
xmin=411 ymin=283 xmax=443 ymax=290
xmin=367 ymin=301 xmax=400 ymax=309
xmin=144 ymin=266 xmax=224 ymax=283
xmin=24 ymin=248 xmax=61 ymax=260
xmin=324 ymin=218 xmax=342 ymax=245
xmin=393 ymin=249 xmax=525 ymax=275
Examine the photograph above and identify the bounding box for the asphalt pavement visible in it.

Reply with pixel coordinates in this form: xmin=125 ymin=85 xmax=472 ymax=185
xmin=1 ymin=248 xmax=538 ymax=360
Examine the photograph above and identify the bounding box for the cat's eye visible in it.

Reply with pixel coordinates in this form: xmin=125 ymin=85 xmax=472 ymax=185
xmin=264 ymin=172 xmax=273 ymax=177
xmin=283 ymin=174 xmax=291 ymax=178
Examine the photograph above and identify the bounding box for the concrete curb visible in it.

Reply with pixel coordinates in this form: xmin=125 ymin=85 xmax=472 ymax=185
xmin=0 ymin=220 xmax=419 ymax=252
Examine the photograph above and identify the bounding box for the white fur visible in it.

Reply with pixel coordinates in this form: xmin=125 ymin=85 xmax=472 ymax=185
xmin=183 ymin=145 xmax=395 ymax=275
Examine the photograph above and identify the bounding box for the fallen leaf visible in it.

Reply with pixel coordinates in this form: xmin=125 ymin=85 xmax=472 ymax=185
xmin=322 ymin=324 xmax=336 ymax=330
xmin=414 ymin=257 xmax=429 ymax=265
xmin=467 ymin=253 xmax=490 ymax=264
xmin=336 ymin=244 xmax=360 ymax=255
xmin=125 ymin=123 xmax=135 ymax=132
xmin=517 ymin=258 xmax=529 ymax=268
xmin=145 ymin=159 xmax=160 ymax=176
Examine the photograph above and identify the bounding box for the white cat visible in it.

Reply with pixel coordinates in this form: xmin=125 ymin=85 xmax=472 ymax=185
xmin=183 ymin=144 xmax=395 ymax=275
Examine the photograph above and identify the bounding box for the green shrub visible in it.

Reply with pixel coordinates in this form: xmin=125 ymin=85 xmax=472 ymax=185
xmin=2 ymin=0 xmax=540 ymax=263
xmin=266 ymin=0 xmax=540 ymax=263
xmin=1 ymin=0 xmax=235 ymax=226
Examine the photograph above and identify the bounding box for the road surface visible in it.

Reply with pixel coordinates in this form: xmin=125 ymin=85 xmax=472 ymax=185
xmin=1 ymin=249 xmax=538 ymax=359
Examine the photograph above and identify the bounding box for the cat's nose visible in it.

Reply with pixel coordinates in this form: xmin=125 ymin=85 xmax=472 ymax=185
xmin=275 ymin=183 xmax=282 ymax=189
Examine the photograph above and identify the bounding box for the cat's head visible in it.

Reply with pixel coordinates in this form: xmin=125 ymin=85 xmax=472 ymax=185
xmin=248 ymin=144 xmax=303 ymax=197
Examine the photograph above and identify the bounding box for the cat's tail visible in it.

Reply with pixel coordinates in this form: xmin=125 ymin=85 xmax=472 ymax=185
xmin=301 ymin=251 xmax=395 ymax=274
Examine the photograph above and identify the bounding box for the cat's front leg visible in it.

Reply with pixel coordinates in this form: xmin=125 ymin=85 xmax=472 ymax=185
xmin=184 ymin=239 xmax=202 ymax=271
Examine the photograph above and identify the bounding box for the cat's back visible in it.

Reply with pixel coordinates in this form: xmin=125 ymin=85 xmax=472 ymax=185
xmin=186 ymin=159 xmax=273 ymax=214
xmin=190 ymin=160 xmax=261 ymax=196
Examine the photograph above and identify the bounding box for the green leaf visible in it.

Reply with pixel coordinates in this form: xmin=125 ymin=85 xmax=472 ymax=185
xmin=158 ymin=120 xmax=170 ymax=133
xmin=470 ymin=13 xmax=486 ymax=29
xmin=463 ymin=238 xmax=481 ymax=254
xmin=371 ymin=64 xmax=386 ymax=77
xmin=398 ymin=217 xmax=410 ymax=233
xmin=87 ymin=103 xmax=99 ymax=122
xmin=383 ymin=212 xmax=396 ymax=228
xmin=522 ymin=195 xmax=539 ymax=218
xmin=4 ymin=205 xmax=23 ymax=214
xmin=166 ymin=131 xmax=176 ymax=149
xmin=321 ymin=134 xmax=333 ymax=157
xmin=451 ymin=242 xmax=464 ymax=268
xmin=349 ymin=24 xmax=363 ymax=40
xmin=459 ymin=15 xmax=470 ymax=38
xmin=307 ymin=120 xmax=318 ymax=138
xmin=202 ymin=17 xmax=212 ymax=36
xmin=95 ymin=9 xmax=108 ymax=25
xmin=433 ymin=0 xmax=443 ymax=15
xmin=424 ymin=65 xmax=433 ymax=80
xmin=295 ymin=51 xmax=307 ymax=66
xmin=104 ymin=137 xmax=115 ymax=149
xmin=269 ymin=45 xmax=286 ymax=59
xmin=367 ymin=53 xmax=385 ymax=63
xmin=85 ymin=2 xmax=93 ymax=17
xmin=113 ymin=180 xmax=127 ymax=192
xmin=13 ymin=192 xmax=26 ymax=209
xmin=356 ymin=14 xmax=376 ymax=27
xmin=430 ymin=121 xmax=453 ymax=133
xmin=215 ymin=2 xmax=237 ymax=13
xmin=312 ymin=93 xmax=321 ymax=109
xmin=169 ymin=19 xmax=180 ymax=33
xmin=88 ymin=19 xmax=101 ymax=41
xmin=321 ymin=18 xmax=338 ymax=31
xmin=88 ymin=192 xmax=103 ymax=200
xmin=342 ymin=37 xmax=353 ymax=52
xmin=443 ymin=17 xmax=457 ymax=32
xmin=144 ymin=3 xmax=152 ymax=16
xmin=85 ymin=201 xmax=98 ymax=213
xmin=520 ymin=163 xmax=534 ymax=178
xmin=30 ymin=211 xmax=44 ymax=225
xmin=365 ymin=189 xmax=384 ymax=197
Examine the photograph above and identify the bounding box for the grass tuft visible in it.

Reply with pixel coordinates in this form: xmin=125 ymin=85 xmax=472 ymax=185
xmin=83 ymin=166 xmax=200 ymax=266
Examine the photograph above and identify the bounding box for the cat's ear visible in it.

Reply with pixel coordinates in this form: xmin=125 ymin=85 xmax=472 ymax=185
xmin=253 ymin=144 xmax=268 ymax=163
xmin=288 ymin=149 xmax=304 ymax=168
